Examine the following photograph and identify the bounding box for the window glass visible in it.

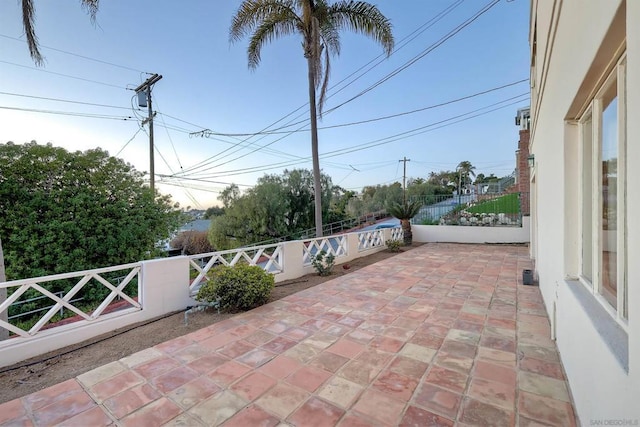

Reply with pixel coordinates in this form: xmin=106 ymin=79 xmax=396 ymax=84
xmin=601 ymin=84 xmax=617 ymax=308
xmin=582 ymin=115 xmax=593 ymax=282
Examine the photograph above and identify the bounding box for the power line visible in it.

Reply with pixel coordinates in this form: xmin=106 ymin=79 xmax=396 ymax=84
xmin=0 ymin=90 xmax=135 ymax=111
xmin=115 ymin=127 xmax=144 ymax=156
xmin=323 ymin=0 xmax=502 ymax=115
xmin=181 ymin=94 xmax=529 ymax=179
xmin=0 ymin=60 xmax=127 ymax=90
xmin=195 ymin=78 xmax=528 ymax=137
xmin=0 ymin=105 xmax=133 ymax=121
xmin=176 ymin=81 xmax=528 ymax=177
xmin=0 ymin=33 xmax=150 ymax=74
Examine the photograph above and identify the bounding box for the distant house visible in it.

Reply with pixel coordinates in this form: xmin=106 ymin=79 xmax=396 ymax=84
xmin=179 ymin=219 xmax=211 ymax=233
xmin=529 ymin=0 xmax=639 ymax=420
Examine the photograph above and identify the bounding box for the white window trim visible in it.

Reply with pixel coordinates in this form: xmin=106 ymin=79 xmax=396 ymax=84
xmin=577 ymin=54 xmax=627 ymax=327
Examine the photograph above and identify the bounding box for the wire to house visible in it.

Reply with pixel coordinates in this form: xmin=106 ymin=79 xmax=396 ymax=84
xmin=175 ymin=83 xmax=528 ymax=177
xmin=193 ymin=78 xmax=528 ymax=137
xmin=173 ymin=94 xmax=529 ymax=180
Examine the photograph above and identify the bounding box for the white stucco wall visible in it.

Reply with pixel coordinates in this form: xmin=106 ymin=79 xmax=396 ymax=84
xmin=412 ymin=217 xmax=530 ymax=244
xmin=531 ymin=0 xmax=640 ymax=421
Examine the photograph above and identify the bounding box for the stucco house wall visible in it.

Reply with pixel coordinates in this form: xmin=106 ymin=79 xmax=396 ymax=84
xmin=529 ymin=0 xmax=640 ymax=421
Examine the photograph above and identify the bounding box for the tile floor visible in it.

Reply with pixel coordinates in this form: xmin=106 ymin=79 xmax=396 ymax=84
xmin=0 ymin=243 xmax=577 ymax=426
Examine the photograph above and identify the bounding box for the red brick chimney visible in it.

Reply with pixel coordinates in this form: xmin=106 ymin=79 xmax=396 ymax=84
xmin=516 ymin=108 xmax=530 ymax=215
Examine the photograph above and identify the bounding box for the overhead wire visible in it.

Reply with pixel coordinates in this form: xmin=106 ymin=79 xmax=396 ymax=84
xmin=0 ymin=33 xmax=150 ymax=74
xmin=0 ymin=60 xmax=127 ymax=90
xmin=0 ymin=105 xmax=133 ymax=121
xmin=0 ymin=91 xmax=135 ymax=111
xmin=195 ymin=78 xmax=528 ymax=137
xmin=170 ymin=93 xmax=529 ymax=180
xmin=115 ymin=127 xmax=143 ymax=157
xmin=176 ymin=84 xmax=528 ymax=178
xmin=323 ymin=0 xmax=502 ymax=116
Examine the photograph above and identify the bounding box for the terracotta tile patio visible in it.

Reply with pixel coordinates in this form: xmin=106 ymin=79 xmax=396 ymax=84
xmin=0 ymin=243 xmax=577 ymax=426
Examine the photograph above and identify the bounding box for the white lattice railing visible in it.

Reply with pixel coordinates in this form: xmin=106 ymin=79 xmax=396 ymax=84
xmin=302 ymin=235 xmax=348 ymax=266
xmin=189 ymin=243 xmax=284 ymax=293
xmin=0 ymin=263 xmax=141 ymax=339
xmin=391 ymin=227 xmax=404 ymax=241
xmin=358 ymin=229 xmax=384 ymax=252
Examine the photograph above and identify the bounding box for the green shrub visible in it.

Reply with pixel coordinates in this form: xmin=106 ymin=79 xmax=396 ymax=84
xmin=310 ymin=250 xmax=335 ymax=276
xmin=196 ymin=264 xmax=274 ymax=311
xmin=386 ymin=239 xmax=402 ymax=252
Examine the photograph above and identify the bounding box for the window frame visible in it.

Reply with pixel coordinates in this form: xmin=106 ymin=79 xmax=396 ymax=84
xmin=577 ymin=54 xmax=627 ymax=324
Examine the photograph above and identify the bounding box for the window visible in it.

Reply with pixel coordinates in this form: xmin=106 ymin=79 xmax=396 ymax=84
xmin=579 ymin=55 xmax=627 ymax=321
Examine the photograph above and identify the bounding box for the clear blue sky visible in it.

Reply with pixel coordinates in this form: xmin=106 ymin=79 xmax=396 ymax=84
xmin=0 ymin=0 xmax=530 ymax=208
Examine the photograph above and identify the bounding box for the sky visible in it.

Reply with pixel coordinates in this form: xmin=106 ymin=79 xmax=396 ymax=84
xmin=0 ymin=0 xmax=531 ymax=209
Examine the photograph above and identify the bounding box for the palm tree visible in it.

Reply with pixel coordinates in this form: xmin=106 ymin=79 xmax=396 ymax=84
xmin=19 ymin=0 xmax=99 ymax=66
xmin=456 ymin=161 xmax=476 ymax=193
xmin=387 ymin=200 xmax=422 ymax=246
xmin=230 ymin=0 xmax=394 ymax=237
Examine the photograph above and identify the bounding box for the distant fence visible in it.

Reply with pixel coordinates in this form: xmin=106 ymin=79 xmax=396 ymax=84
xmin=410 ymin=192 xmax=528 ymax=227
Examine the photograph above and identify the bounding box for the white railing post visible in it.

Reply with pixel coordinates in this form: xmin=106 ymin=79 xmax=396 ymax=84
xmin=275 ymin=240 xmax=305 ymax=283
xmin=347 ymin=233 xmax=360 ymax=261
xmin=140 ymin=256 xmax=191 ymax=314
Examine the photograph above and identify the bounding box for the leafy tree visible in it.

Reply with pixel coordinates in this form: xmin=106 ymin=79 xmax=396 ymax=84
xmin=0 ymin=142 xmax=184 ymax=280
xmin=387 ymin=201 xmax=422 ymax=246
xmin=357 ymin=183 xmax=403 ymax=215
xmin=427 ymin=170 xmax=457 ymax=190
xmin=218 ymin=183 xmax=241 ymax=209
xmin=474 ymin=173 xmax=499 ymax=184
xmin=230 ymin=0 xmax=394 ymax=237
xmin=203 ymin=206 xmax=225 ymax=219
xmin=209 ymin=169 xmax=339 ymax=249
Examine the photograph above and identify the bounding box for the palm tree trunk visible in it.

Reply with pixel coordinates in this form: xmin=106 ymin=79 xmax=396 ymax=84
xmin=401 ymin=219 xmax=412 ymax=246
xmin=0 ymin=237 xmax=7 ymax=340
xmin=307 ymin=53 xmax=323 ymax=238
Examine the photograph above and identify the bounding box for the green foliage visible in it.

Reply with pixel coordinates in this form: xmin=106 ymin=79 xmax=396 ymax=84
xmin=203 ymin=206 xmax=225 ymax=219
xmin=208 ymin=169 xmax=341 ymax=249
xmin=196 ymin=264 xmax=274 ymax=311
xmin=387 ymin=201 xmax=422 ymax=221
xmin=310 ymin=250 xmax=335 ymax=276
xmin=387 ymin=201 xmax=422 ymax=246
xmin=0 ymin=142 xmax=184 ymax=281
xmin=420 ymin=218 xmax=440 ymax=225
xmin=386 ymin=239 xmax=402 ymax=252
xmin=466 ymin=193 xmax=520 ymax=215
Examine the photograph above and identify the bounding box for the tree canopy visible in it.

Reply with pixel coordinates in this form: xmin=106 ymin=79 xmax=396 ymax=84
xmin=0 ymin=142 xmax=184 ymax=280
xmin=209 ymin=168 xmax=344 ymax=249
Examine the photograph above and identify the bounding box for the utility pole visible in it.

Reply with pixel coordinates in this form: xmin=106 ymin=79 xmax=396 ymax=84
xmin=399 ymin=157 xmax=410 ymax=205
xmin=134 ymin=73 xmax=163 ymax=192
